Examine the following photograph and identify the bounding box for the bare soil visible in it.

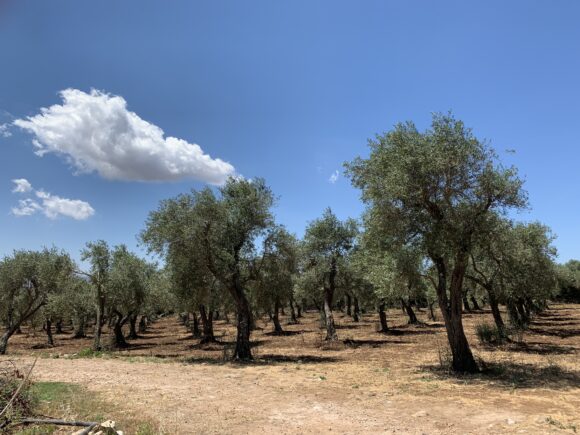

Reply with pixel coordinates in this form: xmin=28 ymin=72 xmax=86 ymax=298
xmin=2 ymin=304 xmax=579 ymax=434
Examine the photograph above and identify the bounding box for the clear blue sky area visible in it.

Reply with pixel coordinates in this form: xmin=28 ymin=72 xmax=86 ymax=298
xmin=0 ymin=1 xmax=578 ymax=263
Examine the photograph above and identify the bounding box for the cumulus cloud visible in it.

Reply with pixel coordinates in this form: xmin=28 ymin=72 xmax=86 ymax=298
xmin=10 ymin=179 xmax=94 ymax=220
xmin=11 ymin=178 xmax=33 ymax=193
xmin=328 ymin=170 xmax=339 ymax=184
xmin=14 ymin=89 xmax=235 ymax=184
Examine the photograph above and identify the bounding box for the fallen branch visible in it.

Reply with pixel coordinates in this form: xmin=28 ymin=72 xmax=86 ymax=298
xmin=18 ymin=417 xmax=98 ymax=427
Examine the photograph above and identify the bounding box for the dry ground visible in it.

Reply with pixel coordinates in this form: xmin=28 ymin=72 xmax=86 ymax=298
xmin=2 ymin=304 xmax=579 ymax=434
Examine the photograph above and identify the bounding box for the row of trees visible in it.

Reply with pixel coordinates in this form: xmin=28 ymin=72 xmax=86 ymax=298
xmin=0 ymin=243 xmax=173 ymax=355
xmin=1 ymin=114 xmax=572 ymax=373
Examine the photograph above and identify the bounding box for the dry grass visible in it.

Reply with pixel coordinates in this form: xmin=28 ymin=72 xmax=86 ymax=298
xmin=1 ymin=303 xmax=579 ymax=434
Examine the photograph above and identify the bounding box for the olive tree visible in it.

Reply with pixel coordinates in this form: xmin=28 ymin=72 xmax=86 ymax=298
xmin=0 ymin=248 xmax=74 ymax=354
xmin=80 ymin=240 xmax=112 ymax=351
xmin=468 ymin=219 xmax=557 ymax=331
xmin=107 ymin=245 xmax=153 ymax=348
xmin=253 ymin=227 xmax=298 ymax=334
xmin=142 ymin=177 xmax=275 ymax=360
xmin=301 ymin=208 xmax=358 ymax=341
xmin=347 ymin=113 xmax=526 ymax=372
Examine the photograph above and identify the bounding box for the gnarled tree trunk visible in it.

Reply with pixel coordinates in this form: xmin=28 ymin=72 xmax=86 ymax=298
xmin=434 ymin=255 xmax=478 ymax=373
xmin=401 ymin=299 xmax=418 ymax=324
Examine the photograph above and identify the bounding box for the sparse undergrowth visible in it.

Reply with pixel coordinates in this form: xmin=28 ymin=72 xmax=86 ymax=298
xmin=7 ymin=381 xmax=159 ymax=434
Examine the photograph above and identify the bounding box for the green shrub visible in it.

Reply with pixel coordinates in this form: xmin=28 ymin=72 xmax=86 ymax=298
xmin=475 ymin=322 xmax=507 ymax=345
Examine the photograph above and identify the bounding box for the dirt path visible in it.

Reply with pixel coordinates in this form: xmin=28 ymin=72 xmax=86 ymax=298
xmin=26 ymin=357 xmax=572 ymax=434
xmin=5 ymin=304 xmax=579 ymax=434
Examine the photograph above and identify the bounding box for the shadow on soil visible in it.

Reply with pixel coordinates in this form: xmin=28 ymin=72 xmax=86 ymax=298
xmin=423 ymin=361 xmax=580 ymax=390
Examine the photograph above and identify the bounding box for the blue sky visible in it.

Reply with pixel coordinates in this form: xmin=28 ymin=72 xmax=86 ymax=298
xmin=0 ymin=1 xmax=578 ymax=263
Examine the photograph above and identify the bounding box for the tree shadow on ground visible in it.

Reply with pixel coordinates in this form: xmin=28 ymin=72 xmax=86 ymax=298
xmin=380 ymin=326 xmax=439 ymax=336
xmin=528 ymin=327 xmax=580 ymax=339
xmin=263 ymin=330 xmax=305 ymax=337
xmin=422 ymin=361 xmax=580 ymax=390
xmin=481 ymin=341 xmax=577 ymax=355
xmin=335 ymin=324 xmax=362 ymax=330
xmin=343 ymin=338 xmax=409 ymax=348
xmin=531 ymin=321 xmax=579 ymax=327
xmin=181 ymin=353 xmax=339 ymax=366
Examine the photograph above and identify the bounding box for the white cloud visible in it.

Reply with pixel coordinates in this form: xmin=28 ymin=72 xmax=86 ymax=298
xmin=0 ymin=123 xmax=11 ymax=137
xmin=14 ymin=88 xmax=235 ymax=184
xmin=11 ymin=178 xmax=33 ymax=193
xmin=328 ymin=170 xmax=339 ymax=184
xmin=10 ymin=180 xmax=94 ymax=220
xmin=11 ymin=199 xmax=42 ymax=216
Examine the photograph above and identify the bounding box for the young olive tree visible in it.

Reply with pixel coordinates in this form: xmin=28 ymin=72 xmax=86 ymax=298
xmin=347 ymin=113 xmax=526 ymax=372
xmin=301 ymin=208 xmax=358 ymax=341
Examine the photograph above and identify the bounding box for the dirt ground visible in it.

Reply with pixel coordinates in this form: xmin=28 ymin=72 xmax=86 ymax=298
xmin=2 ymin=304 xmax=579 ymax=434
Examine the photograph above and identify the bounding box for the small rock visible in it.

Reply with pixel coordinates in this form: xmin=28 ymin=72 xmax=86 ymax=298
xmin=413 ymin=410 xmax=428 ymax=417
xmin=507 ymin=418 xmax=517 ymax=425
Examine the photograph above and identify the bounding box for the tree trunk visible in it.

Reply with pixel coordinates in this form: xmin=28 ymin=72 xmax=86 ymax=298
xmin=345 ymin=294 xmax=352 ymax=316
xmin=138 ymin=315 xmax=148 ymax=333
xmin=232 ymin=291 xmax=252 ymax=360
xmin=401 ymin=299 xmax=418 ymax=324
xmin=289 ymin=298 xmax=298 ymax=324
xmin=462 ymin=291 xmax=472 ymax=312
xmin=111 ymin=313 xmax=129 ymax=348
xmin=93 ymin=296 xmax=105 ymax=351
xmin=0 ymin=328 xmax=15 ymax=355
xmin=46 ymin=319 xmax=54 ymax=347
xmin=378 ymin=302 xmax=389 ymax=332
xmin=323 ymin=288 xmax=338 ymax=341
xmin=428 ymin=301 xmax=436 ymax=321
xmin=191 ymin=312 xmax=200 ymax=337
xmin=353 ymin=297 xmax=360 ymax=322
xmin=487 ymin=288 xmax=505 ymax=330
xmin=433 ymin=255 xmax=478 ymax=373
xmin=199 ymin=305 xmax=215 ymax=343
xmin=470 ymin=295 xmax=481 ymax=310
xmin=73 ymin=314 xmax=86 ymax=339
xmin=55 ymin=319 xmax=64 ymax=334
xmin=127 ymin=314 xmax=139 ymax=339
xmin=272 ymin=299 xmax=283 ymax=334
